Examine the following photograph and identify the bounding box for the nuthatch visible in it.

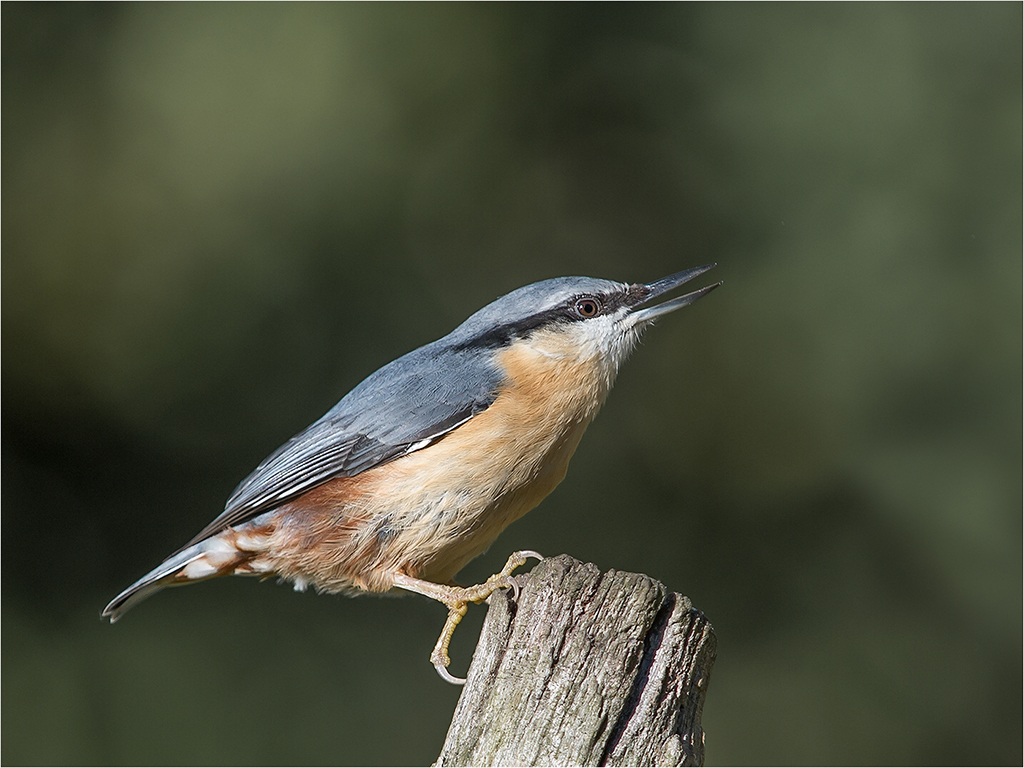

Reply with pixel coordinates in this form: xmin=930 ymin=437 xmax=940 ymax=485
xmin=103 ymin=264 xmax=720 ymax=683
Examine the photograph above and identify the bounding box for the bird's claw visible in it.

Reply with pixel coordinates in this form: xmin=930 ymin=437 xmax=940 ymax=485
xmin=429 ymin=550 xmax=544 ymax=685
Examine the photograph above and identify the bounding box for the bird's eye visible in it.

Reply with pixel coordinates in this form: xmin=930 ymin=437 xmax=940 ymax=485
xmin=574 ymin=297 xmax=602 ymax=318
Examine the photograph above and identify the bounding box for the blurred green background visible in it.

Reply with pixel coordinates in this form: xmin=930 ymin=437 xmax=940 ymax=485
xmin=2 ymin=4 xmax=1020 ymax=765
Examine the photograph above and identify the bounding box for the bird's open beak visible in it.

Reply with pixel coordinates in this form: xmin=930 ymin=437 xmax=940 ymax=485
xmin=628 ymin=264 xmax=722 ymax=324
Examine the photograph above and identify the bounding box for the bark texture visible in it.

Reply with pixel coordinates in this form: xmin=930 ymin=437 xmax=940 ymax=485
xmin=436 ymin=555 xmax=716 ymax=767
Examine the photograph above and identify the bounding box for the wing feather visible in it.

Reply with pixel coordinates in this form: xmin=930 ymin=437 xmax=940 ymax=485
xmin=180 ymin=341 xmax=503 ymax=549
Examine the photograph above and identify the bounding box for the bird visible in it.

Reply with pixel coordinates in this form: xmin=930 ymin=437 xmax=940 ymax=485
xmin=103 ymin=264 xmax=720 ymax=683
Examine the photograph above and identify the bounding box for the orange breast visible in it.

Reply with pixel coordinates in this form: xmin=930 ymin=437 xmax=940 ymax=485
xmin=260 ymin=330 xmax=618 ymax=592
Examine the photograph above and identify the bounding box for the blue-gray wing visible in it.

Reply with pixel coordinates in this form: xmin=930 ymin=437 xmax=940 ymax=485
xmin=181 ymin=341 xmax=504 ymax=548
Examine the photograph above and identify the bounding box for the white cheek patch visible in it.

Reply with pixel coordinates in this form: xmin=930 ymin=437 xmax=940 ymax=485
xmin=526 ymin=345 xmax=564 ymax=360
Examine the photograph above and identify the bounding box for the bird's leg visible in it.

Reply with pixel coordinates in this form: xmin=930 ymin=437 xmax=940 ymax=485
xmin=391 ymin=550 xmax=543 ymax=685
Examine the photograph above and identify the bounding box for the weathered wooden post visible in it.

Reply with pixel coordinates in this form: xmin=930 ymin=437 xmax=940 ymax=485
xmin=436 ymin=555 xmax=716 ymax=767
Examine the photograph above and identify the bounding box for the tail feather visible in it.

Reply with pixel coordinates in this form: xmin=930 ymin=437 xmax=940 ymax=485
xmin=102 ymin=539 xmax=245 ymax=622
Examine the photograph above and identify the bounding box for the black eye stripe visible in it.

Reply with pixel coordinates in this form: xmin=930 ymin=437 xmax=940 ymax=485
xmin=452 ymin=290 xmax=626 ymax=350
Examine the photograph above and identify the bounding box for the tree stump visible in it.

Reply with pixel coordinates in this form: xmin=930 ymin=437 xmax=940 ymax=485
xmin=436 ymin=555 xmax=716 ymax=767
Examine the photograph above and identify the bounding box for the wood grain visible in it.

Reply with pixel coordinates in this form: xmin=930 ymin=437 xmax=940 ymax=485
xmin=436 ymin=555 xmax=716 ymax=767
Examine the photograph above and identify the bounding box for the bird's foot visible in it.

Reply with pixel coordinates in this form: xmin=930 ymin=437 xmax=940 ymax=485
xmin=392 ymin=550 xmax=544 ymax=685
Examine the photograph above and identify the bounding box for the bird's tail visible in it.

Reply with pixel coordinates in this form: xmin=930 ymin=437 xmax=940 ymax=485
xmin=101 ymin=535 xmax=257 ymax=622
